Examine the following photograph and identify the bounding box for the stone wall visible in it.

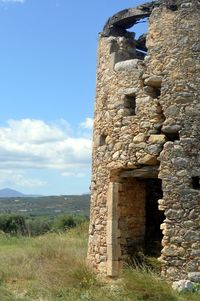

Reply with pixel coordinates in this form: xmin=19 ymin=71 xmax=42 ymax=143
xmin=146 ymin=3 xmax=200 ymax=284
xmin=88 ymin=0 xmax=200 ymax=286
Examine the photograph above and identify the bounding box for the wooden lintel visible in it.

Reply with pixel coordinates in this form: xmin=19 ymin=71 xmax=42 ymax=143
xmin=120 ymin=166 xmax=159 ymax=179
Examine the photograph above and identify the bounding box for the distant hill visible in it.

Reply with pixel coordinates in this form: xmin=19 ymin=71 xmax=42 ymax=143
xmin=0 ymin=188 xmax=26 ymax=198
xmin=0 ymin=194 xmax=90 ymax=216
xmin=0 ymin=188 xmax=90 ymax=216
xmin=0 ymin=188 xmax=42 ymax=198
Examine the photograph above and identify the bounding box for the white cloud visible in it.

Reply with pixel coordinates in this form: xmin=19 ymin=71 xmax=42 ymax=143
xmin=0 ymin=118 xmax=92 ymax=191
xmin=1 ymin=0 xmax=25 ymax=3
xmin=61 ymin=172 xmax=85 ymax=178
xmin=0 ymin=118 xmax=92 ymax=172
xmin=3 ymin=119 xmax=66 ymax=143
xmin=0 ymin=170 xmax=47 ymax=188
xmin=79 ymin=118 xmax=93 ymax=130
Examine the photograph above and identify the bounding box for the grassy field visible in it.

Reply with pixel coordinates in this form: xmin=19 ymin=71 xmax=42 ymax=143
xmin=0 ymin=223 xmax=199 ymax=301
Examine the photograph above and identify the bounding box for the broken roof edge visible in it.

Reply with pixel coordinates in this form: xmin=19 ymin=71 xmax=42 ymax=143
xmin=103 ymin=0 xmax=178 ymax=36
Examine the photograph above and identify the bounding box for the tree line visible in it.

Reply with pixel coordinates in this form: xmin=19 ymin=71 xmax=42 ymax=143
xmin=0 ymin=214 xmax=88 ymax=236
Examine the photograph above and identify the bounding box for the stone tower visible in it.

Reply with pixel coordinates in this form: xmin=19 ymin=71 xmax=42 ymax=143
xmin=88 ymin=0 xmax=200 ymax=286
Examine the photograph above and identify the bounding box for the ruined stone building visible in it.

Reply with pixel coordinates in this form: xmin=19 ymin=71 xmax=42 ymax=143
xmin=87 ymin=0 xmax=200 ymax=286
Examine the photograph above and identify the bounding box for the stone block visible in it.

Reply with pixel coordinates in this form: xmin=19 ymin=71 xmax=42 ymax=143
xmin=114 ymin=59 xmax=141 ymax=72
xmin=188 ymin=272 xmax=200 ymax=283
xmin=133 ymin=133 xmax=146 ymax=143
xmin=148 ymin=134 xmax=166 ymax=144
xmin=138 ymin=154 xmax=158 ymax=165
xmin=144 ymin=75 xmax=162 ymax=88
xmin=172 ymin=280 xmax=194 ymax=292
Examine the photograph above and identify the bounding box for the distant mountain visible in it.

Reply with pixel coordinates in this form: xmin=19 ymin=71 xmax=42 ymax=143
xmin=0 ymin=188 xmax=43 ymax=198
xmin=0 ymin=188 xmax=26 ymax=198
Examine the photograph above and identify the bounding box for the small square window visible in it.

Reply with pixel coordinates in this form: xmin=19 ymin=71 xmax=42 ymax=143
xmin=124 ymin=95 xmax=136 ymax=116
xmin=192 ymin=177 xmax=200 ymax=190
xmin=165 ymin=132 xmax=180 ymax=142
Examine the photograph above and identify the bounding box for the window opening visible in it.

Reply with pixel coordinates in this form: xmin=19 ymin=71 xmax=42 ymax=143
xmin=136 ymin=49 xmax=147 ymax=59
xmin=127 ymin=18 xmax=148 ymax=60
xmin=192 ymin=177 xmax=200 ymax=190
xmin=124 ymin=95 xmax=136 ymax=116
xmin=164 ymin=132 xmax=180 ymax=142
xmin=99 ymin=134 xmax=107 ymax=146
xmin=155 ymin=88 xmax=161 ymax=98
xmin=127 ymin=19 xmax=148 ymax=39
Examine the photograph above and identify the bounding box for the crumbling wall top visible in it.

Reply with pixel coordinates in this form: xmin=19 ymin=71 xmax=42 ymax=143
xmin=103 ymin=0 xmax=196 ymax=36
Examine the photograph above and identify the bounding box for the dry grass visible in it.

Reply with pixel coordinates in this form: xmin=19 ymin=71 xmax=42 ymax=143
xmin=0 ymin=223 xmax=199 ymax=301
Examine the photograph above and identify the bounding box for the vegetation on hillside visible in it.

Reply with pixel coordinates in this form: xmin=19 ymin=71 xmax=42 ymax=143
xmin=0 ymin=222 xmax=199 ymax=301
xmin=0 ymin=213 xmax=87 ymax=236
xmin=0 ymin=194 xmax=90 ymax=217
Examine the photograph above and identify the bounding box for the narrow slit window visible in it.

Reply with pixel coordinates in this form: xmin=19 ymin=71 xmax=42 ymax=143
xmin=99 ymin=134 xmax=107 ymax=146
xmin=155 ymin=88 xmax=161 ymax=98
xmin=124 ymin=95 xmax=136 ymax=116
xmin=192 ymin=177 xmax=200 ymax=190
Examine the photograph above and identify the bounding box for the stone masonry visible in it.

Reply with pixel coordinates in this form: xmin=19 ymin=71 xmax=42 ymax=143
xmin=87 ymin=0 xmax=200 ymax=286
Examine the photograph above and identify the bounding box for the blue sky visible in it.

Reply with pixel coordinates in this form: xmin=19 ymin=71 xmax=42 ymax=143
xmin=0 ymin=0 xmax=147 ymax=195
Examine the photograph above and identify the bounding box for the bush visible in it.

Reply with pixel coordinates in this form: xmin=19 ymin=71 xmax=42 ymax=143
xmin=0 ymin=214 xmax=26 ymax=235
xmin=25 ymin=216 xmax=53 ymax=236
xmin=53 ymin=214 xmax=88 ymax=231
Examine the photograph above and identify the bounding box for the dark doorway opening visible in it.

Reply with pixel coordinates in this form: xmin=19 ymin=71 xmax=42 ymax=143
xmin=145 ymin=178 xmax=164 ymax=257
xmin=118 ymin=173 xmax=164 ymax=265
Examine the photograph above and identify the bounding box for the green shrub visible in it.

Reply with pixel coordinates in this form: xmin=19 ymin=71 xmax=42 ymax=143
xmin=53 ymin=215 xmax=76 ymax=230
xmin=25 ymin=216 xmax=53 ymax=236
xmin=53 ymin=214 xmax=88 ymax=232
xmin=0 ymin=214 xmax=26 ymax=235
